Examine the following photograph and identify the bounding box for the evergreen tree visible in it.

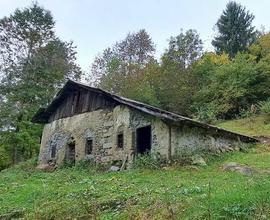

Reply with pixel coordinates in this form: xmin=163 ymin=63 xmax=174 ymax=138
xmin=212 ymin=1 xmax=257 ymax=58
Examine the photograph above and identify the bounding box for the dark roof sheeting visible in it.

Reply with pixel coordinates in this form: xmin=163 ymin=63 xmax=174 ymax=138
xmin=32 ymin=79 xmax=258 ymax=143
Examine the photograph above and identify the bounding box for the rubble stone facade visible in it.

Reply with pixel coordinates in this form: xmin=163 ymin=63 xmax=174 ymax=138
xmin=39 ymin=104 xmax=241 ymax=166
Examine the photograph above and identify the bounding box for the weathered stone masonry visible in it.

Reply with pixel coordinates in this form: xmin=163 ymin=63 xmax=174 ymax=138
xmin=39 ymin=105 xmax=163 ymax=165
xmin=39 ymin=104 xmax=244 ymax=166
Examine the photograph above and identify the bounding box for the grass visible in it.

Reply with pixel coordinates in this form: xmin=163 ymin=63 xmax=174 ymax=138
xmin=1 ymin=115 xmax=270 ymax=219
xmin=217 ymin=114 xmax=270 ymax=137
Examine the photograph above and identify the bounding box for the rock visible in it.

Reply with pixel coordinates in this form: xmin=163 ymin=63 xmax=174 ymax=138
xmin=191 ymin=156 xmax=207 ymax=166
xmin=234 ymin=147 xmax=240 ymax=151
xmin=223 ymin=162 xmax=255 ymax=176
xmin=227 ymin=147 xmax=234 ymax=151
xmin=220 ymin=148 xmax=226 ymax=153
xmin=109 ymin=166 xmax=120 ymax=172
xmin=103 ymin=143 xmax=112 ymax=149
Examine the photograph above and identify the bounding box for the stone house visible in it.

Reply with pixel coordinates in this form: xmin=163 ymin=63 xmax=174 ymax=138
xmin=32 ymin=80 xmax=257 ymax=167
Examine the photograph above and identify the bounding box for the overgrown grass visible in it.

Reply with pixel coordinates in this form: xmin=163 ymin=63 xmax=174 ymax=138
xmin=1 ymin=115 xmax=270 ymax=219
xmin=217 ymin=114 xmax=270 ymax=137
xmin=1 ymin=144 xmax=270 ymax=219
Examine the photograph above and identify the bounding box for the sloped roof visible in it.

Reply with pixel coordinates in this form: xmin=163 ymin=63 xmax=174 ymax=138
xmin=32 ymin=79 xmax=257 ymax=143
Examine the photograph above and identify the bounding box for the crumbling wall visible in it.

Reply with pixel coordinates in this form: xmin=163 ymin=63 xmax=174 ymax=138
xmin=171 ymin=125 xmax=240 ymax=156
xmin=39 ymin=105 xmax=131 ymax=165
xmin=39 ymin=104 xmax=170 ymax=166
xmin=39 ymin=104 xmax=243 ymax=167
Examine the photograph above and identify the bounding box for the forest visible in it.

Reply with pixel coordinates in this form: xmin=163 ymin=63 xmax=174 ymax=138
xmin=1 ymin=1 xmax=270 ymax=170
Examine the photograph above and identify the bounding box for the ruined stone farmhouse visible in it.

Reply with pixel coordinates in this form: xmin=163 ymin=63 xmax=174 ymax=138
xmin=32 ymin=80 xmax=257 ymax=166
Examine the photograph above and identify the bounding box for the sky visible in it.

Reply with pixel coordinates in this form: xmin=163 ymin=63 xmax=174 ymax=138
xmin=1 ymin=0 xmax=270 ymax=72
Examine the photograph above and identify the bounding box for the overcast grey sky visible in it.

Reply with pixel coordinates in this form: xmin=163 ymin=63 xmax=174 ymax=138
xmin=1 ymin=0 xmax=269 ymax=72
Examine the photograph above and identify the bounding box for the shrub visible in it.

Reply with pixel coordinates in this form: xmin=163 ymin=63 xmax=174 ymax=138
xmin=193 ymin=103 xmax=219 ymax=123
xmin=238 ymin=104 xmax=257 ymax=119
xmin=257 ymin=99 xmax=270 ymax=114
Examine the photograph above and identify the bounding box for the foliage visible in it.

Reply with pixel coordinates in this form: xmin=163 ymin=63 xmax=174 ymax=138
xmin=151 ymin=29 xmax=203 ymax=115
xmin=163 ymin=29 xmax=203 ymax=68
xmin=257 ymin=99 xmax=270 ymax=114
xmin=89 ymin=29 xmax=202 ymax=116
xmin=192 ymin=53 xmax=269 ymax=121
xmin=90 ymin=29 xmax=155 ymax=94
xmin=212 ymin=1 xmax=257 ymax=58
xmin=0 ymin=146 xmax=12 ymax=170
xmin=249 ymin=32 xmax=270 ymax=60
xmin=0 ymin=3 xmax=81 ymax=169
xmin=193 ymin=102 xmax=220 ymax=123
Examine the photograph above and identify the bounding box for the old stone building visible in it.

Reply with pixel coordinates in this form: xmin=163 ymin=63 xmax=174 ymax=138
xmin=32 ymin=80 xmax=256 ymax=167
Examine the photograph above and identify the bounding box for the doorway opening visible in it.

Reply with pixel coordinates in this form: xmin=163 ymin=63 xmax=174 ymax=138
xmin=136 ymin=125 xmax=151 ymax=154
xmin=67 ymin=141 xmax=75 ymax=165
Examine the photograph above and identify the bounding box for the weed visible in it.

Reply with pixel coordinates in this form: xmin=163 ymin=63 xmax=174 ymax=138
xmin=131 ymin=153 xmax=165 ymax=170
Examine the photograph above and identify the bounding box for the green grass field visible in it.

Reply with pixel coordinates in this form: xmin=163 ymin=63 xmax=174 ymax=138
xmin=217 ymin=114 xmax=270 ymax=137
xmin=1 ymin=115 xmax=270 ymax=219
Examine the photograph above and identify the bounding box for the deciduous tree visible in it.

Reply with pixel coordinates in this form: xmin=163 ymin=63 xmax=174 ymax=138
xmin=0 ymin=3 xmax=81 ymax=166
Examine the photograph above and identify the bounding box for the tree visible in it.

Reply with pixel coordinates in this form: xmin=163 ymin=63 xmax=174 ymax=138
xmin=0 ymin=3 xmax=81 ymax=166
xmin=212 ymin=1 xmax=257 ymax=58
xmin=192 ymin=53 xmax=269 ymax=122
xmin=249 ymin=33 xmax=270 ymax=61
xmin=163 ymin=29 xmax=203 ymax=68
xmin=90 ymin=29 xmax=155 ymax=94
xmin=154 ymin=29 xmax=203 ymax=115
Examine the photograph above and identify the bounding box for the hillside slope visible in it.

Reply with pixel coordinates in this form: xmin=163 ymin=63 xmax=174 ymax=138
xmin=1 ymin=115 xmax=270 ymax=219
xmin=217 ymin=114 xmax=270 ymax=137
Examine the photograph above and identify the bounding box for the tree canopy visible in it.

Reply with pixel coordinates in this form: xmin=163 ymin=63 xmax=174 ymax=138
xmin=0 ymin=3 xmax=81 ymax=169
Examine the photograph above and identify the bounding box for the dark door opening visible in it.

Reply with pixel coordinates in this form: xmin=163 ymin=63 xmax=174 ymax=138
xmin=136 ymin=125 xmax=151 ymax=154
xmin=67 ymin=142 xmax=75 ymax=164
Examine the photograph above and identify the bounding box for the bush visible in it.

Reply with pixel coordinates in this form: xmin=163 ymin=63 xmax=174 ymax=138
xmin=193 ymin=103 xmax=219 ymax=123
xmin=257 ymin=99 xmax=270 ymax=114
xmin=238 ymin=104 xmax=257 ymax=119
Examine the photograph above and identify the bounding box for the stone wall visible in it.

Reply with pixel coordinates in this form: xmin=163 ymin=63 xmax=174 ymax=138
xmin=39 ymin=105 xmax=170 ymax=165
xmin=39 ymin=104 xmax=241 ymax=166
xmin=171 ymin=124 xmax=240 ymax=156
